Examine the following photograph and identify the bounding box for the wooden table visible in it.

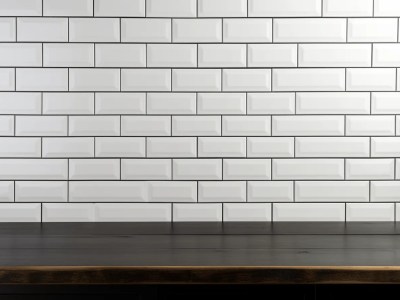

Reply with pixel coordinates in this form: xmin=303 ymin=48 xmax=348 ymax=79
xmin=1 ymin=222 xmax=400 ymax=299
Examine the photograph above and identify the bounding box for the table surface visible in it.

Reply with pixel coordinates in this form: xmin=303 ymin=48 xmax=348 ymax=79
xmin=2 ymin=222 xmax=400 ymax=284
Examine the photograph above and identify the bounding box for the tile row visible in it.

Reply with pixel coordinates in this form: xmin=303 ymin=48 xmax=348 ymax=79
xmin=1 ymin=202 xmax=400 ymax=222
xmin=2 ymin=0 xmax=400 ymax=18
xmin=1 ymin=180 xmax=400 ymax=203
xmin=3 ymin=68 xmax=400 ymax=92
xmin=3 ymin=18 xmax=400 ymax=43
xmin=1 ymin=92 xmax=400 ymax=116
xmin=2 ymin=137 xmax=400 ymax=158
xmin=1 ymin=116 xmax=400 ymax=137
xmin=4 ymin=43 xmax=400 ymax=68
xmin=0 ymin=159 xmax=398 ymax=180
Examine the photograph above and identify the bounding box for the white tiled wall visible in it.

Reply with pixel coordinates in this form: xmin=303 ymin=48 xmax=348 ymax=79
xmin=1 ymin=0 xmax=400 ymax=222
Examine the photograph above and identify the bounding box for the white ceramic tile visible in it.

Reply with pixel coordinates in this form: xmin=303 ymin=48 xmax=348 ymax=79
xmin=173 ymin=19 xmax=222 ymax=43
xmin=0 ymin=93 xmax=41 ymax=114
xmin=121 ymin=159 xmax=171 ymax=180
xmin=44 ymin=0 xmax=93 ymax=16
xmin=0 ymin=0 xmax=42 ymax=16
xmin=43 ymin=137 xmax=94 ymax=157
xmin=371 ymin=137 xmax=400 ymax=157
xmin=348 ymin=18 xmax=398 ymax=42
xmin=173 ymin=159 xmax=222 ymax=180
xmin=0 ymin=43 xmax=42 ymax=67
xmin=346 ymin=116 xmax=395 ymax=136
xmin=0 ymin=69 xmax=15 ymax=91
xmin=0 ymin=137 xmax=41 ymax=157
xmin=222 ymin=116 xmax=271 ymax=136
xmin=43 ymin=203 xmax=94 ymax=222
xmin=0 ymin=116 xmax=14 ymax=136
xmin=148 ymin=181 xmax=197 ymax=202
xmin=249 ymin=0 xmax=321 ymax=17
xmin=273 ymin=203 xmax=345 ymax=222
xmin=223 ymin=203 xmax=271 ymax=222
xmin=0 ymin=182 xmax=14 ymax=202
xmin=95 ymin=203 xmax=171 ymax=222
xmin=95 ymin=44 xmax=146 ymax=67
xmin=173 ymin=203 xmax=222 ymax=222
xmin=122 ymin=116 xmax=171 ymax=136
xmin=372 ymin=92 xmax=400 ymax=114
xmin=247 ymin=137 xmax=294 ymax=158
xmin=172 ymin=69 xmax=221 ymax=92
xmin=95 ymin=137 xmax=145 ymax=158
xmin=371 ymin=181 xmax=400 ymax=202
xmin=172 ymin=116 xmax=221 ymax=136
xmin=147 ymin=93 xmax=196 ymax=115
xmin=0 ymin=18 xmax=16 ymax=41
xmin=323 ymin=0 xmax=373 ymax=16
xmin=69 ymin=69 xmax=120 ymax=91
xmin=198 ymin=137 xmax=246 ymax=157
xmin=0 ymin=204 xmax=41 ymax=222
xmin=43 ymin=93 xmax=94 ymax=115
xmin=16 ymin=181 xmax=67 ymax=202
xmin=18 ymin=18 xmax=68 ymax=42
xmin=346 ymin=159 xmax=395 ymax=180
xmin=199 ymin=0 xmax=247 ymax=17
xmin=346 ymin=68 xmax=396 ymax=91
xmin=147 ymin=44 xmax=197 ymax=68
xmin=295 ymin=181 xmax=369 ymax=202
xmin=16 ymin=68 xmax=68 ymax=91
xmin=346 ymin=203 xmax=395 ymax=222
xmin=69 ymin=159 xmax=120 ymax=180
xmin=147 ymin=137 xmax=197 ymax=158
xmin=248 ymin=181 xmax=293 ymax=202
xmin=121 ymin=19 xmax=171 ymax=42
xmin=223 ymin=159 xmax=271 ymax=180
xmin=69 ymin=116 xmax=120 ymax=136
xmin=122 ymin=69 xmax=171 ymax=92
xmin=198 ymin=44 xmax=246 ymax=68
xmin=0 ymin=159 xmax=67 ymax=180
xmin=94 ymin=0 xmax=145 ymax=17
xmin=198 ymin=181 xmax=246 ymax=202
xmin=248 ymin=44 xmax=297 ymax=67
xmin=223 ymin=69 xmax=271 ymax=92
xmin=375 ymin=0 xmax=400 ymax=16
xmin=272 ymin=116 xmax=345 ymax=136
xmin=69 ymin=18 xmax=120 ymax=42
xmin=95 ymin=93 xmax=145 ymax=115
xmin=197 ymin=93 xmax=246 ymax=115
xmin=16 ymin=116 xmax=67 ymax=136
xmin=223 ymin=19 xmax=272 ymax=43
xmin=147 ymin=0 xmax=196 ymax=17
xmin=247 ymin=93 xmax=295 ymax=115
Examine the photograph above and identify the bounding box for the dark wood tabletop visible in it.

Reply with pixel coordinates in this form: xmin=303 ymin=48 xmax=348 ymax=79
xmin=1 ymin=222 xmax=400 ymax=284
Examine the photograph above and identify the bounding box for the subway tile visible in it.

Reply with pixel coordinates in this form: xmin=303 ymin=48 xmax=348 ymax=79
xmin=197 ymin=93 xmax=246 ymax=115
xmin=346 ymin=203 xmax=395 ymax=222
xmin=43 ymin=137 xmax=94 ymax=158
xmin=295 ymin=137 xmax=370 ymax=157
xmin=372 ymin=92 xmax=400 ymax=114
xmin=323 ymin=0 xmax=373 ymax=16
xmin=373 ymin=44 xmax=400 ymax=67
xmin=273 ymin=19 xmax=346 ymax=43
xmin=346 ymin=116 xmax=395 ymax=136
xmin=44 ymin=0 xmax=93 ymax=16
xmin=272 ymin=116 xmax=345 ymax=136
xmin=296 ymin=92 xmax=370 ymax=114
xmin=346 ymin=159 xmax=395 ymax=180
xmin=249 ymin=0 xmax=321 ymax=17
xmin=122 ymin=69 xmax=171 ymax=92
xmin=0 ymin=18 xmax=16 ymax=41
xmin=346 ymin=68 xmax=396 ymax=91
xmin=69 ymin=159 xmax=120 ymax=180
xmin=147 ymin=137 xmax=197 ymax=158
xmin=147 ymin=0 xmax=196 ymax=17
xmin=172 ymin=69 xmax=221 ymax=92
xmin=173 ymin=19 xmax=222 ymax=43
xmin=173 ymin=159 xmax=222 ymax=180
xmin=223 ymin=19 xmax=272 ymax=43
xmin=0 ymin=93 xmax=41 ymax=114
xmin=0 ymin=69 xmax=15 ymax=91
xmin=247 ymin=93 xmax=295 ymax=115
xmin=295 ymin=181 xmax=369 ymax=202
xmin=299 ymin=44 xmax=371 ymax=67
xmin=69 ymin=18 xmax=120 ymax=42
xmin=121 ymin=19 xmax=171 ymax=43
xmin=222 ymin=116 xmax=271 ymax=136
xmin=0 ymin=0 xmax=42 ymax=16
xmin=95 ymin=203 xmax=171 ymax=222
xmin=95 ymin=137 xmax=145 ymax=158
xmin=198 ymin=181 xmax=246 ymax=202
xmin=148 ymin=181 xmax=197 ymax=202
xmin=0 ymin=116 xmax=14 ymax=136
xmin=43 ymin=93 xmax=94 ymax=115
xmin=69 ymin=116 xmax=120 ymax=136
xmin=348 ymin=18 xmax=398 ymax=42
xmin=122 ymin=116 xmax=171 ymax=136
xmin=374 ymin=0 xmax=400 ymax=16
xmin=70 ymin=181 xmax=147 ymax=202
xmin=0 ymin=204 xmax=41 ymax=222
xmin=0 ymin=137 xmax=41 ymax=157
xmin=0 ymin=159 xmax=67 ymax=180
xmin=273 ymin=203 xmax=345 ymax=222
xmin=121 ymin=159 xmax=171 ymax=180
xmin=223 ymin=203 xmax=271 ymax=222
xmin=371 ymin=137 xmax=400 ymax=157
xmin=223 ymin=69 xmax=271 ymax=92
xmin=198 ymin=44 xmax=246 ymax=68
xmin=44 ymin=43 xmax=94 ymax=67
xmin=16 ymin=116 xmax=67 ymax=136
xmin=198 ymin=137 xmax=246 ymax=157
xmin=248 ymin=44 xmax=297 ymax=67
xmin=0 ymin=43 xmax=42 ymax=67
xmin=247 ymin=137 xmax=294 ymax=158
xmin=147 ymin=93 xmax=196 ymax=115
xmin=248 ymin=181 xmax=293 ymax=202
xmin=95 ymin=93 xmax=145 ymax=115
xmin=96 ymin=44 xmax=146 ymax=67
xmin=69 ymin=69 xmax=120 ymax=92
xmin=16 ymin=68 xmax=68 ymax=91
xmin=147 ymin=44 xmax=197 ymax=68
xmin=223 ymin=159 xmax=271 ymax=180
xmin=16 ymin=181 xmax=67 ymax=202
xmin=273 ymin=159 xmax=345 ymax=180
xmin=94 ymin=0 xmax=145 ymax=17
xmin=173 ymin=203 xmax=222 ymax=222
xmin=371 ymin=181 xmax=400 ymax=202
xmin=272 ymin=68 xmax=345 ymax=91
xmin=43 ymin=203 xmax=94 ymax=222
xmin=0 ymin=182 xmax=14 ymax=202
xmin=199 ymin=0 xmax=246 ymax=17
xmin=172 ymin=116 xmax=221 ymax=136
xmin=18 ymin=18 xmax=68 ymax=42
